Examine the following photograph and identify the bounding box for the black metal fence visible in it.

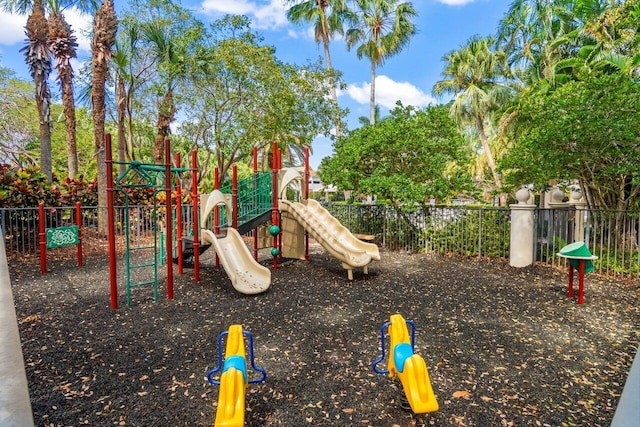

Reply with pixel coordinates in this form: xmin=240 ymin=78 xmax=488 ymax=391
xmin=1 ymin=204 xmax=638 ymax=280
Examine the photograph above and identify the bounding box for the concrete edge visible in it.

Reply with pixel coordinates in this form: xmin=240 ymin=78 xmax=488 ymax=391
xmin=610 ymin=344 xmax=640 ymax=426
xmin=0 ymin=231 xmax=35 ymax=427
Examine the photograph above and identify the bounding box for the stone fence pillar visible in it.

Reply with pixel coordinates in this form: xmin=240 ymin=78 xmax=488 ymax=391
xmin=568 ymin=190 xmax=587 ymax=243
xmin=510 ymin=188 xmax=536 ymax=267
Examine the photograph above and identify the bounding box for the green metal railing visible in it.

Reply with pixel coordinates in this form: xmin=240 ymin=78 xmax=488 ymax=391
xmin=219 ymin=172 xmax=273 ymax=227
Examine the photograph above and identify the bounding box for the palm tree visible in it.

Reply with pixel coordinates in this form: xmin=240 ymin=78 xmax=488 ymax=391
xmin=496 ymin=0 xmax=615 ymax=87
xmin=580 ymin=0 xmax=640 ymax=77
xmin=141 ymin=21 xmax=186 ymax=164
xmin=3 ymin=0 xmax=54 ymax=182
xmin=432 ymin=36 xmax=513 ymax=196
xmin=49 ymin=9 xmax=79 ymax=178
xmin=345 ymin=0 xmax=416 ymax=125
xmin=91 ymin=0 xmax=116 ymax=227
xmin=357 ymin=104 xmax=382 ymax=126
xmin=285 ymin=0 xmax=355 ymax=137
xmin=111 ymin=39 xmax=131 ymax=176
xmin=49 ymin=0 xmax=99 ymax=179
xmin=2 ymin=0 xmax=99 ymax=181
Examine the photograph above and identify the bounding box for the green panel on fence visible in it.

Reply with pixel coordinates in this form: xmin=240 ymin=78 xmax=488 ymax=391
xmin=46 ymin=226 xmax=79 ymax=249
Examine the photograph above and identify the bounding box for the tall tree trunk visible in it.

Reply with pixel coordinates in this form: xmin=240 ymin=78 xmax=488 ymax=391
xmin=476 ymin=114 xmax=503 ymax=203
xmin=322 ymin=35 xmax=341 ymax=139
xmin=49 ymin=12 xmax=79 ymax=179
xmin=116 ymin=76 xmax=127 ymax=176
xmin=23 ymin=0 xmax=53 ymax=182
xmin=126 ymin=81 xmax=136 ymax=162
xmin=91 ymin=0 xmax=117 ymax=231
xmin=369 ymin=60 xmax=376 ymax=125
xmin=154 ymin=88 xmax=176 ymax=164
xmin=35 ymin=78 xmax=53 ymax=182
xmin=60 ymin=69 xmax=78 ymax=178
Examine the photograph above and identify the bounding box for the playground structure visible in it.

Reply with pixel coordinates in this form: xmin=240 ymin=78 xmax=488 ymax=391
xmin=104 ymin=135 xmax=380 ymax=308
xmin=207 ymin=325 xmax=267 ymax=427
xmin=373 ymin=313 xmax=439 ymax=414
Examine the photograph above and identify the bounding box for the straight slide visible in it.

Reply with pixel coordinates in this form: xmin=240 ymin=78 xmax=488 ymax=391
xmin=201 ymin=229 xmax=271 ymax=295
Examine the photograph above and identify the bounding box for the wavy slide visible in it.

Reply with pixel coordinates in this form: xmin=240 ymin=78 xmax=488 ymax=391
xmin=387 ymin=314 xmax=439 ymax=414
xmin=279 ymin=199 xmax=380 ymax=279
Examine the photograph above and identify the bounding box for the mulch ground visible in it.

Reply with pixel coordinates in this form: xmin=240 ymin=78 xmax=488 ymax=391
xmin=9 ymin=243 xmax=640 ymax=427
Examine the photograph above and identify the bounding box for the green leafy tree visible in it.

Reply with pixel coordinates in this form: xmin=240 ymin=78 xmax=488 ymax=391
xmin=180 ymin=16 xmax=340 ymax=186
xmin=496 ymin=0 xmax=621 ymax=89
xmin=1 ymin=66 xmax=95 ymax=180
xmin=579 ymin=0 xmax=640 ymax=77
xmin=137 ymin=4 xmax=204 ymax=164
xmin=497 ymin=0 xmax=576 ymax=84
xmin=320 ymin=103 xmax=473 ymax=208
xmin=1 ymin=0 xmax=99 ymax=181
xmin=433 ymin=36 xmax=513 ymax=197
xmin=501 ymin=73 xmax=640 ymax=211
xmin=345 ymin=0 xmax=417 ymax=124
xmin=0 ymin=68 xmax=39 ymax=167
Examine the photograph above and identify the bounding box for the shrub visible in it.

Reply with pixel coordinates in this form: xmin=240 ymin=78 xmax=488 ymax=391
xmin=0 ymin=164 xmax=62 ymax=207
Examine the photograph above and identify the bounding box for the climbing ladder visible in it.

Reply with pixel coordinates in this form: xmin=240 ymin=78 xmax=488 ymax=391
xmin=114 ymin=160 xmax=188 ymax=306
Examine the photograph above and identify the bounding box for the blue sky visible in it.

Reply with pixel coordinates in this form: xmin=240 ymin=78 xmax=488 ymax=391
xmin=0 ymin=0 xmax=513 ymax=169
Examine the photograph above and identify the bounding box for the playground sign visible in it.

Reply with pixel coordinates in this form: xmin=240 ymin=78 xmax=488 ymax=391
xmin=46 ymin=225 xmax=79 ymax=249
xmin=39 ymin=202 xmax=84 ymax=274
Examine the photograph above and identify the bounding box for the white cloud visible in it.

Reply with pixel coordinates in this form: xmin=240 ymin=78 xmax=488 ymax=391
xmin=345 ymin=75 xmax=436 ymax=109
xmin=287 ymin=29 xmax=300 ymax=39
xmin=0 ymin=8 xmax=92 ymax=53
xmin=200 ymin=0 xmax=289 ymax=30
xmin=63 ymin=7 xmax=94 ymax=54
xmin=437 ymin=0 xmax=476 ymax=5
xmin=0 ymin=11 xmax=27 ymax=45
xmin=284 ymin=26 xmax=316 ymax=41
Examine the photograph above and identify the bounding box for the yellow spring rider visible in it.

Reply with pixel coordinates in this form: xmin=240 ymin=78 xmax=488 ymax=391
xmin=207 ymin=325 xmax=266 ymax=427
xmin=372 ymin=314 xmax=439 ymax=414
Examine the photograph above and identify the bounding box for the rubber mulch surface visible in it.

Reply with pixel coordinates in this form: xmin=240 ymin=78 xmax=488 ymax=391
xmin=9 ymin=243 xmax=640 ymax=426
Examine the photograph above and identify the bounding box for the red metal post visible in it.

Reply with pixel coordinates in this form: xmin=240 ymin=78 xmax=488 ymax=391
xmin=76 ymin=202 xmax=83 ymax=267
xmin=38 ymin=202 xmax=46 ymax=274
xmin=214 ymin=168 xmax=220 ymax=233
xmin=165 ymin=139 xmax=174 ymax=300
xmin=578 ymin=261 xmax=585 ymax=305
xmin=105 ymin=133 xmax=118 ymax=309
xmin=232 ymin=165 xmax=238 ymax=229
xmin=253 ymin=146 xmax=259 ymax=261
xmin=304 ymin=147 xmax=310 ymax=262
xmin=277 ymin=148 xmax=283 ymax=255
xmin=175 ymin=153 xmax=183 ymax=275
xmin=191 ymin=150 xmax=200 ymax=282
xmin=272 ymin=141 xmax=279 ymax=270
xmin=214 ymin=168 xmax=220 ymax=269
